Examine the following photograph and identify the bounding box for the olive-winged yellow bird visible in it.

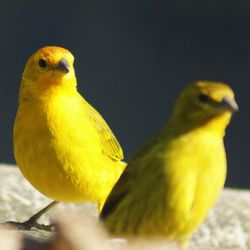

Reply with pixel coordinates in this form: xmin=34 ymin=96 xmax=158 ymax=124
xmin=101 ymin=81 xmax=238 ymax=249
xmin=11 ymin=46 xmax=125 ymax=230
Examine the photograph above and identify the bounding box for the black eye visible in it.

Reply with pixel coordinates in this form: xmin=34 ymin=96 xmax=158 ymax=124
xmin=198 ymin=94 xmax=209 ymax=103
xmin=38 ymin=59 xmax=47 ymax=68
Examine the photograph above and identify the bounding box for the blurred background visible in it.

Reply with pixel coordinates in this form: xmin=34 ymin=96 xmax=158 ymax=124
xmin=0 ymin=0 xmax=249 ymax=188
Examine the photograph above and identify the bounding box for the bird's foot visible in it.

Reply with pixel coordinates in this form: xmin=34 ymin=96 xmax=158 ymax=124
xmin=1 ymin=201 xmax=59 ymax=231
xmin=2 ymin=219 xmax=55 ymax=231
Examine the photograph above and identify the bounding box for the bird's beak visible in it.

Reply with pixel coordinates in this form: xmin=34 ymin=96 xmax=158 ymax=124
xmin=56 ymin=59 xmax=70 ymax=73
xmin=220 ymin=96 xmax=239 ymax=113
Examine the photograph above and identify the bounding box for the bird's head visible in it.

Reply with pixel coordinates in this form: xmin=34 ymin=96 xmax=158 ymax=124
xmin=169 ymin=81 xmax=238 ymax=133
xmin=21 ymin=46 xmax=77 ymax=95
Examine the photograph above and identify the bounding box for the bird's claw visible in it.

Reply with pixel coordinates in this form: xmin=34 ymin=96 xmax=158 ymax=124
xmin=2 ymin=220 xmax=55 ymax=232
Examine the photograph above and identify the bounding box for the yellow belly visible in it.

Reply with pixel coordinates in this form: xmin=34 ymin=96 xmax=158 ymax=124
xmin=13 ymin=101 xmax=124 ymax=209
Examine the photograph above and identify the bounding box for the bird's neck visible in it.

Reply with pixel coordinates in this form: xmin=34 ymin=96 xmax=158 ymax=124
xmin=19 ymin=76 xmax=77 ymax=103
xmin=165 ymin=112 xmax=232 ymax=138
xmin=199 ymin=112 xmax=232 ymax=137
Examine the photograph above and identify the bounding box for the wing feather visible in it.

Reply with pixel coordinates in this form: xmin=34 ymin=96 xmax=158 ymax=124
xmin=82 ymin=98 xmax=123 ymax=161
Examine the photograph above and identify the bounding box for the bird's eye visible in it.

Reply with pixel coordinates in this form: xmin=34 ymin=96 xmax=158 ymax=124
xmin=38 ymin=59 xmax=47 ymax=68
xmin=198 ymin=94 xmax=209 ymax=103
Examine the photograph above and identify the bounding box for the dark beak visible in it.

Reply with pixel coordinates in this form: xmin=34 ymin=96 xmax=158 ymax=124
xmin=56 ymin=58 xmax=70 ymax=73
xmin=220 ymin=96 xmax=239 ymax=113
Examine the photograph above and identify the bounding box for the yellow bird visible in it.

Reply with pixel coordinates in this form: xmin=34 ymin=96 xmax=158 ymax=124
xmin=101 ymin=81 xmax=238 ymax=249
xmin=12 ymin=46 xmax=126 ymax=230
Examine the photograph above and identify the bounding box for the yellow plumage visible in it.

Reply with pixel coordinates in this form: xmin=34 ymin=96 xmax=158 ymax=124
xmin=101 ymin=81 xmax=238 ymax=248
xmin=14 ymin=46 xmax=125 ymax=212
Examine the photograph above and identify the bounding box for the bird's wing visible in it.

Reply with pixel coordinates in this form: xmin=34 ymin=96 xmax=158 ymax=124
xmin=100 ymin=137 xmax=158 ymax=218
xmin=82 ymin=98 xmax=123 ymax=161
xmin=100 ymin=167 xmax=131 ymax=218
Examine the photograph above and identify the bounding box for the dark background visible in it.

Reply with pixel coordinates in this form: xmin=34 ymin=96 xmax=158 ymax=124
xmin=0 ymin=0 xmax=249 ymax=188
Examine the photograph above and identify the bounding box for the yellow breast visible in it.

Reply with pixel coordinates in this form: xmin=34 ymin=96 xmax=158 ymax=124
xmin=14 ymin=94 xmax=123 ymax=208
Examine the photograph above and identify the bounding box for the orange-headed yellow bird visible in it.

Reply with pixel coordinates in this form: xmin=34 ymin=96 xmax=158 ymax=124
xmin=12 ymin=46 xmax=125 ymax=230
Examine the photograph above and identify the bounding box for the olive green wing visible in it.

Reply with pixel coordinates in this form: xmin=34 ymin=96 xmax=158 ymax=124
xmin=82 ymin=98 xmax=123 ymax=161
xmin=100 ymin=137 xmax=157 ymax=219
xmin=100 ymin=167 xmax=131 ymax=219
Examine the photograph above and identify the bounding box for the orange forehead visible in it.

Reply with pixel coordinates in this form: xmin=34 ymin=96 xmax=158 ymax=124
xmin=31 ymin=46 xmax=74 ymax=65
